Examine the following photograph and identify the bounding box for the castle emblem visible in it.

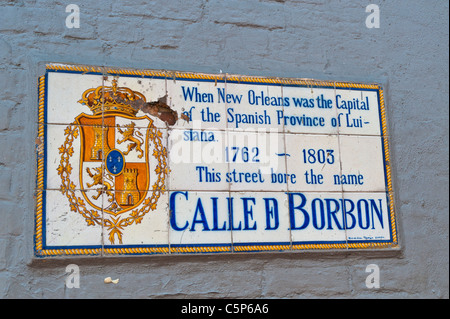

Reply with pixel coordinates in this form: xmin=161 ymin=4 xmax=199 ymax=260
xmin=57 ymin=79 xmax=168 ymax=244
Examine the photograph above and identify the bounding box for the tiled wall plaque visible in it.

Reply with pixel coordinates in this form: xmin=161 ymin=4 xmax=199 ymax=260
xmin=35 ymin=63 xmax=398 ymax=257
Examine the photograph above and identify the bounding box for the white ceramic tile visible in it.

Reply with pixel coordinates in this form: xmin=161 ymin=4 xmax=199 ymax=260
xmin=165 ymin=78 xmax=227 ymax=130
xmin=224 ymin=81 xmax=284 ymax=132
xmin=44 ymin=189 xmax=103 ymax=248
xmin=230 ymin=192 xmax=291 ymax=248
xmin=343 ymin=192 xmax=393 ymax=243
xmin=334 ymin=88 xmax=381 ymax=136
xmin=227 ymin=130 xmax=288 ymax=192
xmin=45 ymin=72 xmax=104 ymax=125
xmin=285 ymin=134 xmax=342 ymax=192
xmin=281 ymin=85 xmax=338 ymax=135
xmin=338 ymin=135 xmax=387 ymax=192
xmin=45 ymin=123 xmax=83 ymax=190
xmin=288 ymin=192 xmax=347 ymax=245
xmin=167 ymin=128 xmax=229 ymax=191
xmin=168 ymin=191 xmax=233 ymax=249
xmin=102 ymin=190 xmax=170 ymax=247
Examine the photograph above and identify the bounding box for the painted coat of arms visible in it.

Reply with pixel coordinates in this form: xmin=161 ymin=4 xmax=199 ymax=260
xmin=56 ymin=78 xmax=168 ymax=246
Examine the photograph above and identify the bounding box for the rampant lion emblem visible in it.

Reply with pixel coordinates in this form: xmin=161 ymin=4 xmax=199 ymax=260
xmin=85 ymin=166 xmax=114 ymax=202
xmin=116 ymin=122 xmax=144 ymax=158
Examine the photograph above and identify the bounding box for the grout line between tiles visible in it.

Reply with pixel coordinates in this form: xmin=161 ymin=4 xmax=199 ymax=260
xmin=333 ymin=81 xmax=349 ymax=250
xmin=280 ymin=83 xmax=292 ymax=251
xmin=224 ymin=74 xmax=234 ymax=253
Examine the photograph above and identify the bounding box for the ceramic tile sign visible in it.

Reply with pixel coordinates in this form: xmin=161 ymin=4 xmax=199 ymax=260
xmin=35 ymin=63 xmax=398 ymax=257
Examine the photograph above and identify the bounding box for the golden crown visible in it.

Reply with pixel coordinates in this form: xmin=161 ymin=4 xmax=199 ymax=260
xmin=78 ymin=79 xmax=146 ymax=116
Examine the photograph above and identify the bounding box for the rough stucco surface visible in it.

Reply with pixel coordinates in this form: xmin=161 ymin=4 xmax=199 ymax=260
xmin=0 ymin=0 xmax=448 ymax=298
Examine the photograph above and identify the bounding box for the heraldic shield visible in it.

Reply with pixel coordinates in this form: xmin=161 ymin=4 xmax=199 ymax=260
xmin=76 ymin=114 xmax=151 ymax=214
xmin=57 ymin=79 xmax=168 ymax=245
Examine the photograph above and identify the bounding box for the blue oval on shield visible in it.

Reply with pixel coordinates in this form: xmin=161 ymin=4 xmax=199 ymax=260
xmin=105 ymin=149 xmax=125 ymax=176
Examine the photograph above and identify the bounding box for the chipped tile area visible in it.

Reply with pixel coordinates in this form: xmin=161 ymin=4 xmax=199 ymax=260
xmin=35 ymin=64 xmax=398 ymax=257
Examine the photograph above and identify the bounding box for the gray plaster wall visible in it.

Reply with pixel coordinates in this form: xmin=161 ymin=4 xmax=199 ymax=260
xmin=0 ymin=0 xmax=448 ymax=299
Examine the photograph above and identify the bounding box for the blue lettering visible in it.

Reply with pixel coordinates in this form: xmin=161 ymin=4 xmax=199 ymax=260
xmin=242 ymin=198 xmax=257 ymax=230
xmin=342 ymin=198 xmax=356 ymax=230
xmin=311 ymin=198 xmax=325 ymax=230
xmin=325 ymin=198 xmax=343 ymax=230
xmin=357 ymin=199 xmax=370 ymax=230
xmin=217 ymin=88 xmax=243 ymax=104
xmin=181 ymin=86 xmax=195 ymax=101
xmin=370 ymin=199 xmax=384 ymax=229
xmin=227 ymin=197 xmax=241 ymax=230
xmin=191 ymin=198 xmax=210 ymax=231
xmin=169 ymin=191 xmax=189 ymax=231
xmin=181 ymin=86 xmax=213 ymax=102
xmin=287 ymin=193 xmax=310 ymax=230
xmin=211 ymin=197 xmax=227 ymax=231
xmin=264 ymin=198 xmax=279 ymax=230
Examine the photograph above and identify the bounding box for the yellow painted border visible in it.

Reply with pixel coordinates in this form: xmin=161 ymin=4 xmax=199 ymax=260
xmin=103 ymin=247 xmax=170 ymax=255
xmin=378 ymin=88 xmax=398 ymax=247
xmin=36 ymin=63 xmax=398 ymax=256
xmin=34 ymin=73 xmax=101 ymax=257
xmin=170 ymin=246 xmax=232 ymax=254
xmin=233 ymin=245 xmax=290 ymax=252
xmin=35 ymin=76 xmax=46 ymax=253
xmin=292 ymin=243 xmax=348 ymax=250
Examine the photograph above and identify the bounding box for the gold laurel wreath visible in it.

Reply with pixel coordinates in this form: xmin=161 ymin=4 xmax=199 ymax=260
xmin=57 ymin=123 xmax=168 ymax=244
